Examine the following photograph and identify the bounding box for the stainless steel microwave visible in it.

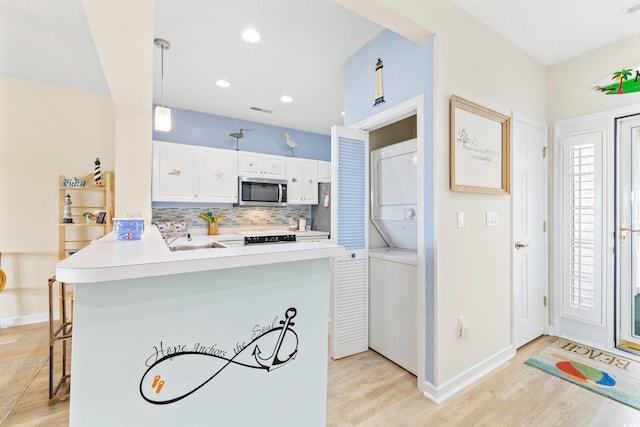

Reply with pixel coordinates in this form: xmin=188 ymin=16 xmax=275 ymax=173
xmin=238 ymin=177 xmax=287 ymax=207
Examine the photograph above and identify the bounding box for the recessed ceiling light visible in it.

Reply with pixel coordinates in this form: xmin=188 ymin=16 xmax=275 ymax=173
xmin=281 ymin=95 xmax=293 ymax=103
xmin=242 ymin=29 xmax=261 ymax=43
xmin=216 ymin=80 xmax=231 ymax=88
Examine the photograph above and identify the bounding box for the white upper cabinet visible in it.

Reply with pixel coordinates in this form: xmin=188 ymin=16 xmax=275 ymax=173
xmin=198 ymin=147 xmax=238 ymax=203
xmin=152 ymin=141 xmax=198 ymax=202
xmin=238 ymin=152 xmax=286 ymax=179
xmin=152 ymin=141 xmax=237 ymax=203
xmin=286 ymin=158 xmax=318 ymax=205
xmin=153 ymin=141 xmax=329 ymax=205
xmin=318 ymin=161 xmax=331 ymax=182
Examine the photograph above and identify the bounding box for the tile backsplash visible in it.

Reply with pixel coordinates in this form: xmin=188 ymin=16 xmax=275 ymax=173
xmin=152 ymin=206 xmax=310 ymax=228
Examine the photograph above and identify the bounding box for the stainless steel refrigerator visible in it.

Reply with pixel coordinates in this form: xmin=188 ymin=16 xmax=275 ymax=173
xmin=311 ymin=183 xmax=331 ymax=233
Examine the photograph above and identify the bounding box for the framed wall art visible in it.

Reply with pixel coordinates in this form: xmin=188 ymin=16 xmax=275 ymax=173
xmin=450 ymin=95 xmax=510 ymax=195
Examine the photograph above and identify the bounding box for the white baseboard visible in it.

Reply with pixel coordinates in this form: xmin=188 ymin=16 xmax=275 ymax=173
xmin=0 ymin=312 xmax=51 ymax=329
xmin=422 ymin=345 xmax=515 ymax=404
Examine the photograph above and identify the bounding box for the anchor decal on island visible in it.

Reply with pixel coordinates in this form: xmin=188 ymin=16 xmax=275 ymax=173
xmin=139 ymin=307 xmax=299 ymax=405
xmin=253 ymin=307 xmax=297 ymax=371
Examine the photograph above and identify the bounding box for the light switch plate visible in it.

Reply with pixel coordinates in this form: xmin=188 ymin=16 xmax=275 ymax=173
xmin=486 ymin=211 xmax=498 ymax=226
xmin=457 ymin=211 xmax=464 ymax=228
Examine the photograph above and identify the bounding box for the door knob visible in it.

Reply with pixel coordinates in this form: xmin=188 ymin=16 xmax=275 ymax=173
xmin=514 ymin=241 xmax=528 ymax=249
xmin=620 ymin=225 xmax=640 ymax=243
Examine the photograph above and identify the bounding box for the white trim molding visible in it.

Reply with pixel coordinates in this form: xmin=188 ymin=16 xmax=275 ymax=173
xmin=350 ymin=94 xmax=430 ymax=391
xmin=0 ymin=311 xmax=50 ymax=329
xmin=422 ymin=345 xmax=515 ymax=404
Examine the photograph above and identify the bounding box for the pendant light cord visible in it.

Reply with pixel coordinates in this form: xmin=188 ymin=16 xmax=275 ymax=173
xmin=154 ymin=38 xmax=171 ymax=108
xmin=160 ymin=44 xmax=165 ymax=107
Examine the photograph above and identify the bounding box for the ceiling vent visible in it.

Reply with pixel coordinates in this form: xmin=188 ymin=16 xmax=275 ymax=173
xmin=250 ymin=106 xmax=273 ymax=114
xmin=623 ymin=2 xmax=640 ymax=14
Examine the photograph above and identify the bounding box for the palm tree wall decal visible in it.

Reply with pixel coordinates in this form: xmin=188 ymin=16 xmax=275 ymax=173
xmin=612 ymin=68 xmax=633 ymax=94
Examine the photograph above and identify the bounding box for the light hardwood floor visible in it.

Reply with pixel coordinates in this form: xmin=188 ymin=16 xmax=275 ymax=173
xmin=2 ymin=322 xmax=640 ymax=426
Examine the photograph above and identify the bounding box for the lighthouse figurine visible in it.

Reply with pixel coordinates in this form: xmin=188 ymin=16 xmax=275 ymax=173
xmin=94 ymin=157 xmax=102 ymax=185
xmin=62 ymin=194 xmax=74 ymax=223
xmin=374 ymin=58 xmax=385 ymax=106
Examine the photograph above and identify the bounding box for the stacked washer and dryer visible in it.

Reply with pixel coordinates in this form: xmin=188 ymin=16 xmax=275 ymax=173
xmin=369 ymin=138 xmax=418 ymax=376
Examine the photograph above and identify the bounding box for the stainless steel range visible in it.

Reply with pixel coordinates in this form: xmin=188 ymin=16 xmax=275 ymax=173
xmin=238 ymin=230 xmax=297 ymax=245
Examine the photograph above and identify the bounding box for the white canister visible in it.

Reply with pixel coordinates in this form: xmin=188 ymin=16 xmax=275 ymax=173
xmin=298 ymin=218 xmax=306 ymax=231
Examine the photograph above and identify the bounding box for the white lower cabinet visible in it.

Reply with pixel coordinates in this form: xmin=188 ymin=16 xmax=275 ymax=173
xmin=152 ymin=141 xmax=238 ymax=203
xmin=286 ymin=158 xmax=318 ymax=205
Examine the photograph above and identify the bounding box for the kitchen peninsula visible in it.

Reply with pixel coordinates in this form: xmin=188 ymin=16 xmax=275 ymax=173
xmin=55 ymin=226 xmax=343 ymax=426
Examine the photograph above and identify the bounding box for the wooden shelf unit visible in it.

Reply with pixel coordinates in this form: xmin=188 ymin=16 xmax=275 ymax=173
xmin=58 ymin=172 xmax=113 ymax=260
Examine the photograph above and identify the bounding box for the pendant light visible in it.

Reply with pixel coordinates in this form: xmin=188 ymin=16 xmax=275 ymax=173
xmin=154 ymin=38 xmax=172 ymax=132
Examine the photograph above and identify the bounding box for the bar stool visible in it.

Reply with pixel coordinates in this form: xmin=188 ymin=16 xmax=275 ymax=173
xmin=48 ymin=275 xmax=72 ymax=404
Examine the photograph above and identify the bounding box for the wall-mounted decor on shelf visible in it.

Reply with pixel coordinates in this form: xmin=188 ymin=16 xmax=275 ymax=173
xmin=450 ymin=95 xmax=510 ymax=195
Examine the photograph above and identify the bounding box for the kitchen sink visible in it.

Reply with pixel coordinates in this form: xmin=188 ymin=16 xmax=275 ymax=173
xmin=168 ymin=241 xmax=227 ymax=251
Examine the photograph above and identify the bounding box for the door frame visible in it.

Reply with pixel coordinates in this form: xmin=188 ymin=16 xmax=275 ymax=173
xmin=511 ymin=112 xmax=549 ymax=348
xmin=350 ymin=94 xmax=427 ymax=392
xmin=615 ymin=113 xmax=640 ymax=354
xmin=553 ymin=104 xmax=640 ymax=350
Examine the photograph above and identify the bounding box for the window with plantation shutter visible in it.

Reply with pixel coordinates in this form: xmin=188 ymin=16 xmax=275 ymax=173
xmin=561 ymin=131 xmax=604 ymax=324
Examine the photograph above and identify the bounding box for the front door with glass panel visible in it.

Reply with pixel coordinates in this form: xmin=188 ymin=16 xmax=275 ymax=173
xmin=616 ymin=114 xmax=640 ymax=354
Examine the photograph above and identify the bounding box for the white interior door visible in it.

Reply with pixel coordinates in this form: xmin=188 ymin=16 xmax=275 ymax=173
xmin=512 ymin=114 xmax=548 ymax=348
xmin=616 ymin=114 xmax=640 ymax=353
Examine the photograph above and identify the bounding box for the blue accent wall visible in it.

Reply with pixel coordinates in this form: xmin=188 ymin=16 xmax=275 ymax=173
xmin=152 ymin=105 xmax=331 ymax=161
xmin=344 ymin=31 xmax=433 ymax=127
xmin=344 ymin=30 xmax=436 ymax=384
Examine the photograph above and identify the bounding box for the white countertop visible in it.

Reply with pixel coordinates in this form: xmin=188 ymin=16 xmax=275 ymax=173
xmin=56 ymin=227 xmax=342 ymax=283
xmin=184 ymin=226 xmax=329 ymax=240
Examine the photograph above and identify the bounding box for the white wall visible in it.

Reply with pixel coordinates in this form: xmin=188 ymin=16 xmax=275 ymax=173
xmin=548 ymin=34 xmax=640 ymax=124
xmin=374 ymin=0 xmax=547 ymax=386
xmin=0 ymin=76 xmax=114 ymax=323
xmin=0 ymin=0 xmax=152 ymax=324
xmin=82 ymin=0 xmax=153 ymax=221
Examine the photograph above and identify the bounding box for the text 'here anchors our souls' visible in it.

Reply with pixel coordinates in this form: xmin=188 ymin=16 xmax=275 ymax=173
xmin=144 ymin=314 xmax=282 ymax=367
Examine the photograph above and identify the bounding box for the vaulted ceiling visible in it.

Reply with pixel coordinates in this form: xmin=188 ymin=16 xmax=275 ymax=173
xmin=3 ymin=0 xmax=640 ymax=134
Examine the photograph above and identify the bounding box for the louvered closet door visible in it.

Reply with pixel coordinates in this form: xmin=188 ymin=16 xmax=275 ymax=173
xmin=330 ymin=126 xmax=369 ymax=359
